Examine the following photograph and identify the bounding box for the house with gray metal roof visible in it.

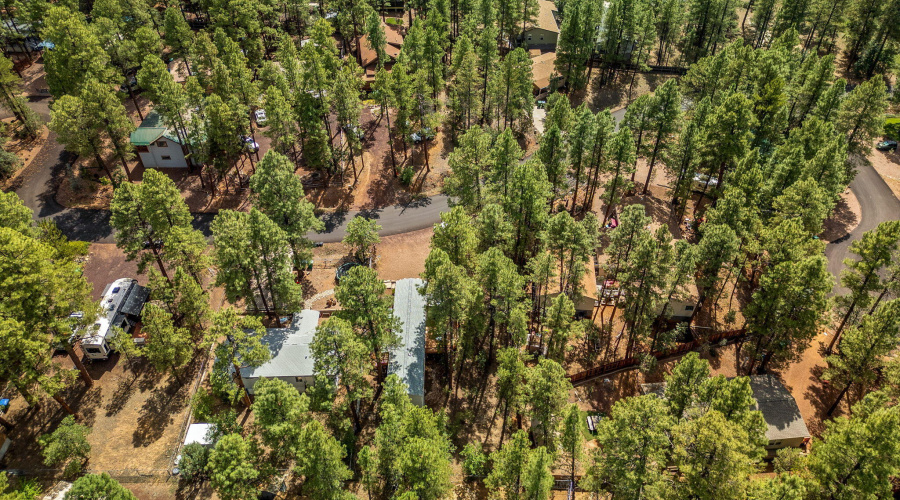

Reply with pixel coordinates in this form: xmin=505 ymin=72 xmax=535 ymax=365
xmin=641 ymin=374 xmax=810 ymax=452
xmin=240 ymin=310 xmax=320 ymax=395
xmin=390 ymin=279 xmax=426 ymax=406
xmin=748 ymin=374 xmax=811 ymax=451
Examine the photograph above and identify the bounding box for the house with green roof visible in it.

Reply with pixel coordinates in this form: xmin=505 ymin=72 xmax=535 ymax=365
xmin=130 ymin=110 xmax=195 ymax=169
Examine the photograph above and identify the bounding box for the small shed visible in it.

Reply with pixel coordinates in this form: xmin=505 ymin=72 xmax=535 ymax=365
xmin=182 ymin=423 xmax=216 ymax=447
xmin=130 ymin=110 xmax=194 ymax=169
xmin=390 ymin=278 xmax=426 ymax=406
xmin=239 ymin=310 xmax=320 ymax=395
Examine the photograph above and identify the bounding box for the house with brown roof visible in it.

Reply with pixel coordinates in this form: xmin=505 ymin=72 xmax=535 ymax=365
xmin=531 ymin=51 xmax=564 ymax=97
xmin=358 ymin=21 xmax=404 ymax=86
xmin=520 ymin=0 xmax=560 ymax=51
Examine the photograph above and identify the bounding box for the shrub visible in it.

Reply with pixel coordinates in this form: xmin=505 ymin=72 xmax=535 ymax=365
xmin=178 ymin=443 xmax=210 ymax=482
xmin=399 ymin=166 xmax=414 ymax=186
xmin=461 ymin=443 xmax=487 ymax=477
xmin=0 ymin=149 xmax=21 ymax=180
xmin=884 ymin=117 xmax=900 ymax=140
xmin=38 ymin=416 xmax=91 ymax=478
xmin=65 ymin=473 xmax=136 ymax=500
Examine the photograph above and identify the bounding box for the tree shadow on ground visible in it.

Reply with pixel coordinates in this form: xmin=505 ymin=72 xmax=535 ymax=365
xmin=132 ymin=363 xmax=195 ymax=448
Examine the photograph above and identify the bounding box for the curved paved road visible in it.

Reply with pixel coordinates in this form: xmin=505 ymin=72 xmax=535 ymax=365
xmin=825 ymin=162 xmax=900 ymax=294
xmin=7 ymin=96 xmax=451 ymax=243
xmin=7 ymin=100 xmax=899 ymax=283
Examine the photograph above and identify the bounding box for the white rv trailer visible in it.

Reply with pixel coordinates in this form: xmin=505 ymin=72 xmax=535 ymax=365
xmin=80 ymin=278 xmax=149 ymax=360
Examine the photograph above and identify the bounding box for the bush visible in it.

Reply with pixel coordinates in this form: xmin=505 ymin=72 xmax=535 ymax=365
xmin=884 ymin=117 xmax=900 ymax=140
xmin=38 ymin=415 xmax=91 ymax=478
xmin=0 ymin=149 xmax=21 ymax=180
xmin=178 ymin=443 xmax=210 ymax=482
xmin=65 ymin=473 xmax=136 ymax=500
xmin=399 ymin=166 xmax=414 ymax=186
xmin=461 ymin=443 xmax=487 ymax=477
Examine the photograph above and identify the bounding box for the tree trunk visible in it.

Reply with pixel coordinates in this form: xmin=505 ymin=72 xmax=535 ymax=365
xmin=233 ymin=362 xmax=253 ymax=407
xmin=52 ymin=394 xmax=77 ymax=417
xmin=827 ymin=381 xmax=851 ymax=416
xmin=65 ymin=342 xmax=93 ymax=388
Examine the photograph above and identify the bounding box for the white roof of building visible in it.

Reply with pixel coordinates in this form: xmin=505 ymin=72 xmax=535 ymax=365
xmin=390 ymin=279 xmax=426 ymax=399
xmin=240 ymin=310 xmax=320 ymax=379
xmin=183 ymin=423 xmax=216 ymax=446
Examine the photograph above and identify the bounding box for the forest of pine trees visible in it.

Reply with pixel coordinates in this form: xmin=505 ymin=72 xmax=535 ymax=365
xmin=0 ymin=0 xmax=899 ymax=496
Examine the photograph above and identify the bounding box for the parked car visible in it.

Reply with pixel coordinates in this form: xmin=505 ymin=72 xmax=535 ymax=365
xmin=691 ymin=173 xmax=719 ymax=193
xmin=254 ymin=109 xmax=267 ymax=126
xmin=240 ymin=136 xmax=260 ymax=153
xmin=410 ymin=127 xmax=435 ymax=144
xmin=118 ymin=76 xmax=138 ymax=93
xmin=876 ymin=139 xmax=898 ymax=151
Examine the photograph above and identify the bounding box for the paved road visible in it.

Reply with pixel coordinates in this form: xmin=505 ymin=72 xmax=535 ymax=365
xmin=7 ymin=100 xmax=898 ymax=284
xmin=7 ymin=96 xmax=451 ymax=243
xmin=824 ymin=162 xmax=900 ymax=294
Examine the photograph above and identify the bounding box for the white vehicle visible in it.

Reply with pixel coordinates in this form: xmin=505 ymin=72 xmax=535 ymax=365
xmin=254 ymin=109 xmax=267 ymax=126
xmin=691 ymin=173 xmax=719 ymax=193
xmin=79 ymin=278 xmax=149 ymax=360
xmin=240 ymin=135 xmax=260 ymax=153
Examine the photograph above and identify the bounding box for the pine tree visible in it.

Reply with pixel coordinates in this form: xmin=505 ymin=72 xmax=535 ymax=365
xmin=496 ymin=347 xmax=528 ymax=444
xmin=252 ymin=377 xmax=309 ymax=454
xmin=554 ymin=0 xmax=600 ymax=91
xmin=343 ymin=216 xmax=382 ymax=262
xmin=537 ymin=124 xmax=569 ymax=209
xmin=829 ymin=221 xmax=900 ymax=352
xmin=208 ymin=434 xmax=261 ymax=500
xmin=295 ymin=420 xmax=353 ymax=499
xmin=567 ymin=104 xmax=597 ymax=214
xmin=41 ymin=5 xmax=116 ymax=96
xmin=584 ymin=395 xmax=673 ymax=498
xmin=823 ymin=300 xmax=900 ymax=415
xmin=558 ymin=404 xmax=584 ymax=487
xmin=743 ymin=254 xmax=831 ymax=373
xmin=486 ymin=430 xmax=533 ymax=500
xmin=501 ymin=158 xmax=550 ymax=266
xmin=141 ymin=303 xmax=193 ymax=383
xmin=446 ymin=126 xmax=493 ymax=209
xmin=836 ymin=77 xmax=887 ymax=154
xmin=334 ymin=265 xmax=401 ymax=362
xmin=210 ymin=308 xmax=269 ymax=406
xmin=369 ymin=375 xmax=453 ymax=499
xmin=642 ymin=79 xmax=682 ymax=194
xmin=212 ymin=209 xmax=303 ymax=321
xmin=250 ymin=150 xmax=324 ymax=271
xmin=65 ymin=473 xmax=137 ymax=500
xmin=311 ymin=317 xmax=371 ymax=431
xmin=489 ymin=47 xmax=533 ymax=130
xmin=671 ymin=409 xmax=763 ymax=499
xmin=0 ymin=56 xmax=40 ymax=138
xmin=600 ymin=127 xmax=637 ymax=225
xmin=163 ymin=7 xmax=193 ymax=75
xmin=807 ymin=393 xmax=900 ymax=499
xmin=110 ymin=169 xmax=205 ymax=282
xmin=526 ymin=358 xmax=572 ymax=447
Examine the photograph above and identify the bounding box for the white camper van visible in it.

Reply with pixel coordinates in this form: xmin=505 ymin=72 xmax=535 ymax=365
xmin=80 ymin=278 xmax=149 ymax=360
